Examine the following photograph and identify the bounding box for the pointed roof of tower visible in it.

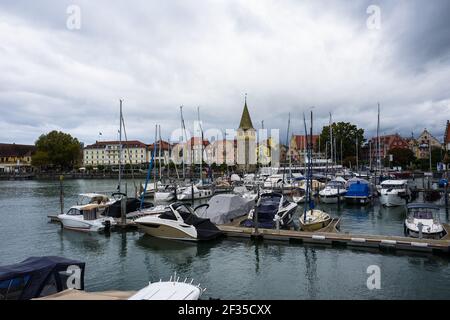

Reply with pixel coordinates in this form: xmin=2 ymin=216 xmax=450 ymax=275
xmin=238 ymin=94 xmax=254 ymax=130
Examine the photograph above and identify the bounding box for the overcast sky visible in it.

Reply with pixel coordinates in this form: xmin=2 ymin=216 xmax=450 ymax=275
xmin=1 ymin=0 xmax=449 ymax=145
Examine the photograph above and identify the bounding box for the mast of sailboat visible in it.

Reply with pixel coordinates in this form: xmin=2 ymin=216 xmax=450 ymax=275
xmin=282 ymin=113 xmax=291 ymax=187
xmin=356 ymin=135 xmax=359 ymax=174
xmin=153 ymin=124 xmax=158 ymax=191
xmin=180 ymin=106 xmax=186 ymax=180
xmin=118 ymin=99 xmax=123 ymax=193
xmin=197 ymin=106 xmax=204 ymax=184
xmin=309 ymin=110 xmax=314 ymax=209
xmin=302 ymin=113 xmax=309 ymax=221
xmin=329 ymin=112 xmax=333 ymax=172
xmin=158 ymin=125 xmax=162 ymax=182
xmin=376 ymin=103 xmax=381 ymax=181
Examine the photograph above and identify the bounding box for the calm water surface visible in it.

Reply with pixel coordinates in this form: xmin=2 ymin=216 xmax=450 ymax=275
xmin=1 ymin=179 xmax=449 ymax=299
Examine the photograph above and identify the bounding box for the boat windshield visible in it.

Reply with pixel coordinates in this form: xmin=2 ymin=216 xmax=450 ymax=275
xmin=409 ymin=209 xmax=437 ymax=220
xmin=258 ymin=195 xmax=281 ymax=212
xmin=382 ymin=184 xmax=405 ymax=189
xmin=77 ymin=195 xmax=109 ymax=206
xmin=66 ymin=208 xmax=82 ymax=216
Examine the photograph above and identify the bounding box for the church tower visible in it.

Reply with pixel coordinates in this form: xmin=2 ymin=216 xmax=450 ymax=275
xmin=236 ymin=94 xmax=256 ymax=172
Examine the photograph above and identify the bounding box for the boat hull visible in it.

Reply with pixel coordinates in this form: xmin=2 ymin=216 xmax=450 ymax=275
xmin=138 ymin=223 xmax=198 ymax=241
xmin=344 ymin=196 xmax=371 ymax=205
xmin=380 ymin=193 xmax=406 ymax=207
xmin=299 ymin=212 xmax=331 ymax=231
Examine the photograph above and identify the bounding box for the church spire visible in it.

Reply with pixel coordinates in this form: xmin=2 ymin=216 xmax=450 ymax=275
xmin=239 ymin=93 xmax=254 ymax=130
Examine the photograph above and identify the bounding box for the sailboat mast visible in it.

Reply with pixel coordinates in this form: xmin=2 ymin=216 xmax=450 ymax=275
xmin=197 ymin=106 xmax=203 ymax=183
xmin=118 ymin=99 xmax=123 ymax=193
xmin=377 ymin=103 xmax=381 ymax=178
xmin=158 ymin=125 xmax=162 ymax=181
xmin=180 ymin=106 xmax=186 ymax=180
xmin=329 ymin=113 xmax=333 ymax=169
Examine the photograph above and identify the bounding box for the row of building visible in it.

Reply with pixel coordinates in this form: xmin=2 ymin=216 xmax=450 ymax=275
xmin=1 ymin=99 xmax=450 ymax=172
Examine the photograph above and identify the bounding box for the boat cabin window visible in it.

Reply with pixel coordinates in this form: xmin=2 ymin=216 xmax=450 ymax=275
xmin=176 ymin=205 xmax=194 ymax=220
xmin=159 ymin=210 xmax=177 ymax=221
xmin=259 ymin=196 xmax=281 ymax=211
xmin=67 ymin=208 xmax=82 ymax=216
xmin=382 ymin=184 xmax=405 ymax=189
xmin=410 ymin=209 xmax=436 ymax=219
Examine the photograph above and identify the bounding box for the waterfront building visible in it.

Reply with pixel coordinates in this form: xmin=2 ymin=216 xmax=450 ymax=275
xmin=206 ymin=139 xmax=236 ymax=166
xmin=147 ymin=140 xmax=172 ymax=165
xmin=416 ymin=129 xmax=442 ymax=159
xmin=83 ymin=140 xmax=148 ymax=167
xmin=444 ymin=120 xmax=450 ymax=151
xmin=368 ymin=134 xmax=410 ymax=163
xmin=236 ymin=96 xmax=257 ymax=172
xmin=0 ymin=143 xmax=36 ymax=173
xmin=289 ymin=135 xmax=320 ymax=164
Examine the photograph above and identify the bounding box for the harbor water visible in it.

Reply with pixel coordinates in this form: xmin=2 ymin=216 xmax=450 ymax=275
xmin=1 ymin=179 xmax=450 ymax=299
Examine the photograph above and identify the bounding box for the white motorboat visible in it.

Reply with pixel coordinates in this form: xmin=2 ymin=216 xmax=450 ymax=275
xmin=379 ymin=180 xmax=410 ymax=207
xmin=299 ymin=209 xmax=331 ymax=231
xmin=176 ymin=185 xmax=213 ymax=201
xmin=58 ymin=204 xmax=116 ymax=232
xmin=233 ymin=186 xmax=258 ymax=202
xmin=319 ymin=178 xmax=347 ymax=204
xmin=404 ymin=203 xmax=444 ymax=239
xmin=138 ymin=181 xmax=164 ymax=198
xmin=129 ymin=276 xmax=205 ymax=300
xmin=240 ymin=192 xmax=298 ymax=229
xmin=134 ymin=203 xmax=222 ymax=241
xmin=75 ymin=193 xmax=116 ymax=214
xmin=154 ymin=185 xmax=176 ymax=202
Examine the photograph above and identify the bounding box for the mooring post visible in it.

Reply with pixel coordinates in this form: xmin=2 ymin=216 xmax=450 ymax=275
xmin=120 ymin=194 xmax=127 ymax=226
xmin=418 ymin=222 xmax=423 ymax=239
xmin=59 ymin=175 xmax=64 ymax=215
xmin=337 ymin=185 xmax=341 ymax=211
xmin=445 ymin=184 xmax=449 ymax=214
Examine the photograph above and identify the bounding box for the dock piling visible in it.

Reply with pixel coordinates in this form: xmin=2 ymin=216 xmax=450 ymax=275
xmin=59 ymin=175 xmax=64 ymax=215
xmin=121 ymin=195 xmax=127 ymax=226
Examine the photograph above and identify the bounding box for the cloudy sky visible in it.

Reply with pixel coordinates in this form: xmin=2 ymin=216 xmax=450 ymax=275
xmin=1 ymin=0 xmax=449 ymax=145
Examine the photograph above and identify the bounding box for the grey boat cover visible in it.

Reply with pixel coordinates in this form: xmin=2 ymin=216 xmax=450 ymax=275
xmin=196 ymin=194 xmax=254 ymax=225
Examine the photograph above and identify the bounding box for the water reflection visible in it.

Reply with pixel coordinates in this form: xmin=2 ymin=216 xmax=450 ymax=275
xmin=58 ymin=228 xmax=108 ymax=252
xmin=304 ymin=246 xmax=318 ymax=299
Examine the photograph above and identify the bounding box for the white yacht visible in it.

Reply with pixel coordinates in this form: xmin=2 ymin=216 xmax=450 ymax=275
xmin=134 ymin=203 xmax=222 ymax=241
xmin=319 ymin=177 xmax=347 ymax=204
xmin=154 ymin=185 xmax=176 ymax=202
xmin=176 ymin=185 xmax=213 ymax=201
xmin=379 ymin=180 xmax=410 ymax=207
xmin=58 ymin=204 xmax=116 ymax=232
xmin=129 ymin=276 xmax=205 ymax=300
xmin=404 ymin=203 xmax=444 ymax=239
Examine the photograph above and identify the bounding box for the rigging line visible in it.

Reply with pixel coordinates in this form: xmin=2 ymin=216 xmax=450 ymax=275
xmin=121 ymin=113 xmax=136 ymax=189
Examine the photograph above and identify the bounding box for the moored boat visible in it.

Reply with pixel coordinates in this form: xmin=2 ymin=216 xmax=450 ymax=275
xmin=134 ymin=203 xmax=222 ymax=241
xmin=404 ymin=203 xmax=444 ymax=239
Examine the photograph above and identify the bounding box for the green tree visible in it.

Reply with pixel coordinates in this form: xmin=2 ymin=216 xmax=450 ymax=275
xmin=33 ymin=131 xmax=82 ymax=170
xmin=387 ymin=148 xmax=416 ymax=169
xmin=319 ymin=122 xmax=365 ymax=160
xmin=31 ymin=150 xmax=50 ymax=169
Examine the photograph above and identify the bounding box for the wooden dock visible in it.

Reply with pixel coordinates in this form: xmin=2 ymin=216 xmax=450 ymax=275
xmin=48 ymin=214 xmax=450 ymax=254
xmin=218 ymin=217 xmax=450 ymax=254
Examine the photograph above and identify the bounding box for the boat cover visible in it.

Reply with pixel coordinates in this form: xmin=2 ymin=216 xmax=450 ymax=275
xmin=346 ymin=180 xmax=370 ymax=197
xmin=107 ymin=198 xmax=153 ymax=218
xmin=196 ymin=194 xmax=254 ymax=225
xmin=0 ymin=256 xmax=85 ymax=300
